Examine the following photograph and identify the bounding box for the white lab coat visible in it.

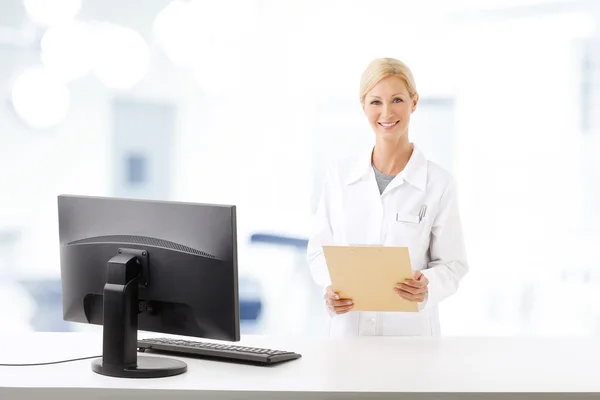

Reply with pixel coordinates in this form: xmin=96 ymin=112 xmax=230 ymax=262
xmin=307 ymin=145 xmax=468 ymax=337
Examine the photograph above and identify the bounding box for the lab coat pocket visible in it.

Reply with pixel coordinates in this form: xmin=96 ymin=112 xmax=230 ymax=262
xmin=380 ymin=310 xmax=433 ymax=336
xmin=393 ymin=212 xmax=427 ymax=250
xmin=395 ymin=213 xmax=420 ymax=224
xmin=328 ymin=311 xmax=360 ymax=338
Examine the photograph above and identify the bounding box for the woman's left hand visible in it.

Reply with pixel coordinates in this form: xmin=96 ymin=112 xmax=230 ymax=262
xmin=394 ymin=270 xmax=429 ymax=303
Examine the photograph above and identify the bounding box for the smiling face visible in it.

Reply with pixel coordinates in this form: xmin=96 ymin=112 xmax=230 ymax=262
xmin=362 ymin=76 xmax=418 ymax=143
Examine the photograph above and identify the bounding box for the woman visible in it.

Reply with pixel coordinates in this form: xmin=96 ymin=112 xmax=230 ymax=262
xmin=307 ymin=57 xmax=468 ymax=337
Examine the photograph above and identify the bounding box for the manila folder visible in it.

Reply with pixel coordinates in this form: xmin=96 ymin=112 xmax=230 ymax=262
xmin=323 ymin=245 xmax=418 ymax=312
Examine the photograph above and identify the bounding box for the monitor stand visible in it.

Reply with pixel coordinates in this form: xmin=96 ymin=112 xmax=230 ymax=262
xmin=91 ymin=248 xmax=187 ymax=378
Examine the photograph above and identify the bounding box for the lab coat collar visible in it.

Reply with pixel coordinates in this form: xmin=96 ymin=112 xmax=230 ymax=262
xmin=344 ymin=144 xmax=427 ymax=191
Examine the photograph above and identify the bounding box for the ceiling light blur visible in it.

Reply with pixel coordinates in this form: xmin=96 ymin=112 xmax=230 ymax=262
xmin=89 ymin=22 xmax=150 ymax=89
xmin=23 ymin=0 xmax=81 ymax=26
xmin=11 ymin=66 xmax=71 ymax=130
xmin=153 ymin=0 xmax=257 ymax=68
xmin=40 ymin=22 xmax=93 ymax=81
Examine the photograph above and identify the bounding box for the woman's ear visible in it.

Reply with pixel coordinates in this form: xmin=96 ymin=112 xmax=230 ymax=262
xmin=411 ymin=94 xmax=419 ymax=113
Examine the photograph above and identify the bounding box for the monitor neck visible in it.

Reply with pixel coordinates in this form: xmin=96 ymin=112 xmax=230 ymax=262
xmin=101 ymin=250 xmax=144 ymax=370
xmin=91 ymin=248 xmax=187 ymax=378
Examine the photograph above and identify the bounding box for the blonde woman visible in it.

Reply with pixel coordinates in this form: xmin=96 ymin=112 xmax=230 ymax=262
xmin=307 ymin=58 xmax=468 ymax=337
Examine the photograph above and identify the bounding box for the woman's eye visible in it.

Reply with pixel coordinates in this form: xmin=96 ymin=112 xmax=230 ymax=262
xmin=393 ymin=98 xmax=403 ymax=103
xmin=370 ymin=100 xmax=381 ymax=105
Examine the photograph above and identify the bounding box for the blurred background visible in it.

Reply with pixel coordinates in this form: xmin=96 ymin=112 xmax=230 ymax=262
xmin=1 ymin=0 xmax=599 ymax=337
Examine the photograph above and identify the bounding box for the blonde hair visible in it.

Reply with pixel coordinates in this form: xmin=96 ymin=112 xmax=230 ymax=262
xmin=359 ymin=58 xmax=417 ymax=104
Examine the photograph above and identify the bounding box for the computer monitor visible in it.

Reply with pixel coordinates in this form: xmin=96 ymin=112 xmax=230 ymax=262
xmin=57 ymin=195 xmax=240 ymax=378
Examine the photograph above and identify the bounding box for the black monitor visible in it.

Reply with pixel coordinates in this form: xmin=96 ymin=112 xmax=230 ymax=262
xmin=57 ymin=195 xmax=239 ymax=378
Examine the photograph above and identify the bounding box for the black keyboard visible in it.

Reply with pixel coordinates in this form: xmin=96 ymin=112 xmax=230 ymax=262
xmin=137 ymin=338 xmax=302 ymax=365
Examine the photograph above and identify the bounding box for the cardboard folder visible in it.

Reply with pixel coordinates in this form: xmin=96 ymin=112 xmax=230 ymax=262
xmin=322 ymin=245 xmax=418 ymax=312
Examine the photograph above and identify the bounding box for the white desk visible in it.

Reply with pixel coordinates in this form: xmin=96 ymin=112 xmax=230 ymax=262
xmin=1 ymin=332 xmax=600 ymax=399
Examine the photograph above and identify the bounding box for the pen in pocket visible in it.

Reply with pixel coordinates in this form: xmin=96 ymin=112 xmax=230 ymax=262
xmin=418 ymin=205 xmax=427 ymax=222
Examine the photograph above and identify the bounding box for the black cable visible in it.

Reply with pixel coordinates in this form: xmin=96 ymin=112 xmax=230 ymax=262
xmin=0 ymin=355 xmax=101 ymax=366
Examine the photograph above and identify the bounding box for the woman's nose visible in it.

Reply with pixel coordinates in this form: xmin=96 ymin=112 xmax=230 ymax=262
xmin=382 ymin=104 xmax=394 ymax=119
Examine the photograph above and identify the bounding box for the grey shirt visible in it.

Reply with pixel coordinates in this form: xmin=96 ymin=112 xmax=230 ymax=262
xmin=372 ymin=165 xmax=396 ymax=194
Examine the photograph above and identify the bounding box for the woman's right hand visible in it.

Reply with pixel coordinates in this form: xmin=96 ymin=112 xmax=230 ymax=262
xmin=325 ymin=285 xmax=354 ymax=314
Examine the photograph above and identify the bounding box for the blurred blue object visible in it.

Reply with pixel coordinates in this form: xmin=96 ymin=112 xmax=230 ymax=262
xmin=249 ymin=233 xmax=308 ymax=249
xmin=19 ymin=279 xmax=72 ymax=332
xmin=238 ymin=276 xmax=262 ymax=324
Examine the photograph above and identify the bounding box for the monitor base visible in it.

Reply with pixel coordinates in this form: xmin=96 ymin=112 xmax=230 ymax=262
xmin=91 ymin=356 xmax=187 ymax=378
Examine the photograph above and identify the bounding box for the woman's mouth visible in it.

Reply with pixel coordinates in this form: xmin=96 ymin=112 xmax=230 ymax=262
xmin=378 ymin=121 xmax=399 ymax=129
